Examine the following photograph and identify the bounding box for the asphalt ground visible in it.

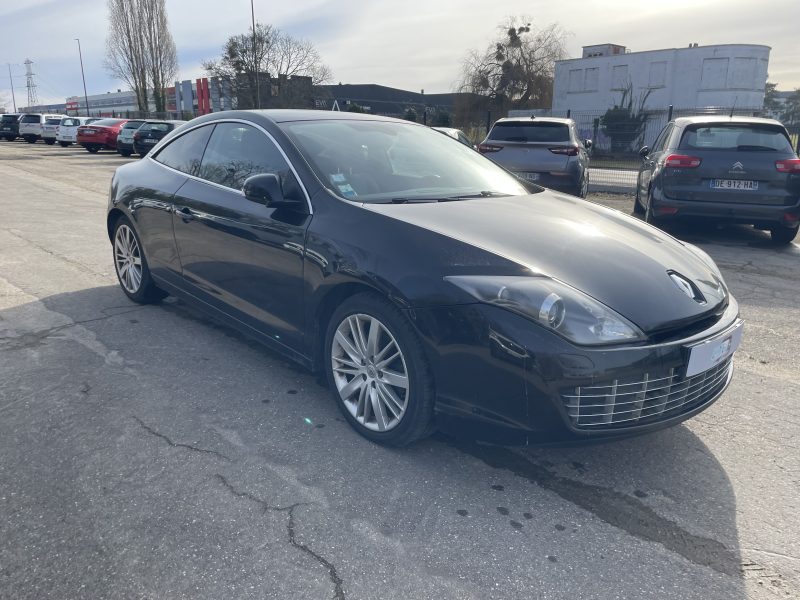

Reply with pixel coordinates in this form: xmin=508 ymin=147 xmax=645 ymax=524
xmin=1 ymin=138 xmax=798 ymax=600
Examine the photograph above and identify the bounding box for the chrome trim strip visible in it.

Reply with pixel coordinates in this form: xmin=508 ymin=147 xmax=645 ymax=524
xmin=146 ymin=117 xmax=313 ymax=215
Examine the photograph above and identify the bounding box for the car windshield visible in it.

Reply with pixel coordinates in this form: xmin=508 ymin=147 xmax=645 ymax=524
xmin=140 ymin=122 xmax=170 ymax=132
xmin=680 ymin=124 xmax=793 ymax=152
xmin=488 ymin=121 xmax=570 ymax=143
xmin=88 ymin=119 xmax=123 ymax=127
xmin=279 ymin=119 xmax=530 ymax=203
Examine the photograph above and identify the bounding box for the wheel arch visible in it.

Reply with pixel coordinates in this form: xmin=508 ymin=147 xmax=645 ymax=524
xmin=106 ymin=208 xmax=126 ymax=242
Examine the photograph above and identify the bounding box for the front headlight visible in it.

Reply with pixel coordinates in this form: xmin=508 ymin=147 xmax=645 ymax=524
xmin=446 ymin=275 xmax=645 ymax=346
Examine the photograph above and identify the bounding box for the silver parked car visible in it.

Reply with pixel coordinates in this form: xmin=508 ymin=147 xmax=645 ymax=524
xmin=478 ymin=117 xmax=591 ymax=197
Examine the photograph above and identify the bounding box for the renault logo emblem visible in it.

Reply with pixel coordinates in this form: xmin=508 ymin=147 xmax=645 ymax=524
xmin=669 ymin=272 xmax=706 ymax=304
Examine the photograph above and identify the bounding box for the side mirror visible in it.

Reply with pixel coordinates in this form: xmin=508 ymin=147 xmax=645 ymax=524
xmin=243 ymin=173 xmax=303 ymax=210
xmin=638 ymin=146 xmax=650 ymax=159
xmin=584 ymin=139 xmax=592 ymax=149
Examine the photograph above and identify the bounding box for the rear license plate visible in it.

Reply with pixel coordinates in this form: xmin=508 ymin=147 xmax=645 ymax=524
xmin=516 ymin=172 xmax=540 ymax=182
xmin=1 ymin=127 xmax=10 ymax=131
xmin=143 ymin=138 xmax=157 ymax=144
xmin=685 ymin=321 xmax=743 ymax=377
xmin=710 ymin=179 xmax=758 ymax=190
xmin=82 ymin=129 xmax=96 ymax=135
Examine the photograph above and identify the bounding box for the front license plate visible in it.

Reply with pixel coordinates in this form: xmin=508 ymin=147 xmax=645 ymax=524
xmin=685 ymin=321 xmax=743 ymax=377
xmin=711 ymin=179 xmax=758 ymax=190
xmin=516 ymin=172 xmax=540 ymax=182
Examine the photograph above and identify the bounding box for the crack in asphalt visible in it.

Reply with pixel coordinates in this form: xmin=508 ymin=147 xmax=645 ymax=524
xmin=0 ymin=307 xmax=145 ymax=352
xmin=133 ymin=417 xmax=231 ymax=462
xmin=450 ymin=440 xmax=741 ymax=577
xmin=215 ymin=474 xmax=345 ymax=600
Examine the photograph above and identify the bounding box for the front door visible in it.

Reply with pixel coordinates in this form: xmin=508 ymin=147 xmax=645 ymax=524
xmin=171 ymin=121 xmax=312 ymax=355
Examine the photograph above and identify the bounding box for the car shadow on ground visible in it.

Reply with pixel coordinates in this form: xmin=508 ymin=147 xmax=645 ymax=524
xmin=0 ymin=283 xmax=754 ymax=598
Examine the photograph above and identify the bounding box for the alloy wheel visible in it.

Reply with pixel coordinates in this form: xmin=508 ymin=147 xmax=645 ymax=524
xmin=114 ymin=224 xmax=143 ymax=294
xmin=331 ymin=313 xmax=409 ymax=432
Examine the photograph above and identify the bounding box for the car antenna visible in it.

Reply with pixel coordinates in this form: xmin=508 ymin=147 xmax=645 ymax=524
xmin=729 ymin=96 xmax=737 ymax=119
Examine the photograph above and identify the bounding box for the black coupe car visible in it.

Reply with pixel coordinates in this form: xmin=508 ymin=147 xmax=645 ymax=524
xmin=107 ymin=110 xmax=743 ymax=446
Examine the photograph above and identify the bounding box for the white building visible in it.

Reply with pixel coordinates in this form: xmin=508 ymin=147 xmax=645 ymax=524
xmin=552 ymin=43 xmax=770 ymax=113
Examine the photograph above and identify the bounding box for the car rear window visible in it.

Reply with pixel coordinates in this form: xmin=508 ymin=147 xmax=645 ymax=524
xmin=88 ymin=119 xmax=124 ymax=127
xmin=60 ymin=118 xmax=80 ymax=127
xmin=20 ymin=115 xmax=41 ymax=123
xmin=488 ymin=121 xmax=570 ymax=143
xmin=1 ymin=115 xmax=19 ymax=124
xmin=140 ymin=122 xmax=171 ymax=132
xmin=45 ymin=118 xmax=61 ymax=125
xmin=680 ymin=124 xmax=793 ymax=152
xmin=123 ymin=121 xmax=145 ymax=130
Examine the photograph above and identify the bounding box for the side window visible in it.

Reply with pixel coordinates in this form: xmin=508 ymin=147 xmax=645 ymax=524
xmin=198 ymin=122 xmax=302 ymax=198
xmin=154 ymin=125 xmax=213 ymax=177
xmin=654 ymin=123 xmax=674 ymax=152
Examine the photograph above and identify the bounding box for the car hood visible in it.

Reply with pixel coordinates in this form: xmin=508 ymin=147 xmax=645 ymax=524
xmin=363 ymin=192 xmax=728 ymax=333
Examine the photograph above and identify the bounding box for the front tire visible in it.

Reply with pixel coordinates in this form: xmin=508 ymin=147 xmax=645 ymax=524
xmin=324 ymin=293 xmax=435 ymax=446
xmin=770 ymin=225 xmax=798 ymax=246
xmin=112 ymin=216 xmax=167 ymax=304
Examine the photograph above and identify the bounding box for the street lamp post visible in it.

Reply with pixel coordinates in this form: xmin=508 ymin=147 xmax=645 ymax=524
xmin=75 ymin=38 xmax=90 ymax=117
xmin=251 ymin=0 xmax=260 ymax=109
xmin=7 ymin=64 xmax=16 ymax=112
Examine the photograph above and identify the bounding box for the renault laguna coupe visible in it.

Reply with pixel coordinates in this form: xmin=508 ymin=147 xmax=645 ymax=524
xmin=107 ymin=110 xmax=742 ymax=446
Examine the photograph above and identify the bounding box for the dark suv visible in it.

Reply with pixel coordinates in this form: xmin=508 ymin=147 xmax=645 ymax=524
xmin=133 ymin=120 xmax=186 ymax=156
xmin=636 ymin=116 xmax=800 ymax=245
xmin=1 ymin=113 xmax=21 ymax=141
xmin=479 ymin=117 xmax=591 ymax=197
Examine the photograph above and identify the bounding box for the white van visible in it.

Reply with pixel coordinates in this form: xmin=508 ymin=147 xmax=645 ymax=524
xmin=19 ymin=113 xmax=67 ymax=143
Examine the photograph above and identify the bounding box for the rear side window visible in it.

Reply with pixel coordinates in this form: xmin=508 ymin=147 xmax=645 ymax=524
xmin=154 ymin=124 xmax=213 ymax=177
xmin=20 ymin=115 xmax=41 ymax=123
xmin=488 ymin=121 xmax=570 ymax=143
xmin=680 ymin=124 xmax=793 ymax=152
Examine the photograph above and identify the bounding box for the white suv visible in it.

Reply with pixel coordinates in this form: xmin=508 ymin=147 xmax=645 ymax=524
xmin=56 ymin=116 xmax=98 ymax=147
xmin=19 ymin=113 xmax=67 ymax=143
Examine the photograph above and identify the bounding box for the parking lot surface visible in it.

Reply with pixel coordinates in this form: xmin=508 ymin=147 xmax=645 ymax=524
xmin=1 ymin=140 xmax=798 ymax=600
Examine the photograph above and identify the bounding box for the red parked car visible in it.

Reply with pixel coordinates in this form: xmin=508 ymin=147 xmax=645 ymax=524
xmin=77 ymin=118 xmax=128 ymax=153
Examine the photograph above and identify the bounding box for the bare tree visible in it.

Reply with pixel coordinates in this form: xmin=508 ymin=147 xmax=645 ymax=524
xmin=204 ymin=24 xmax=332 ymax=109
xmin=104 ymin=0 xmax=178 ymax=112
xmin=141 ymin=0 xmax=178 ymax=112
xmin=459 ymin=18 xmax=568 ymax=112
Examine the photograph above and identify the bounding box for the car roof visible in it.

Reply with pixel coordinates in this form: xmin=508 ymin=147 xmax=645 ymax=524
xmin=143 ymin=120 xmax=186 ymax=124
xmin=673 ymin=116 xmax=785 ymax=127
xmin=493 ymin=117 xmax=574 ymax=126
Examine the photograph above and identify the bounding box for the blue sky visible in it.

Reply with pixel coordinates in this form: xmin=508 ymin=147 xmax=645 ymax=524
xmin=1 ymin=0 xmax=798 ymax=109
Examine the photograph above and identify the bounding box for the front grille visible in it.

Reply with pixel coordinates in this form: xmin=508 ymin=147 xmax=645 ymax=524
xmin=562 ymin=358 xmax=732 ymax=430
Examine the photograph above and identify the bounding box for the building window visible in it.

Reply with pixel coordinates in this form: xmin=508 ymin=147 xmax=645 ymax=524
xmin=584 ymin=68 xmax=599 ymax=92
xmin=611 ymin=65 xmax=629 ymax=90
xmin=648 ymin=62 xmax=667 ymax=88
xmin=701 ymin=57 xmax=729 ymax=89
xmin=568 ymin=69 xmax=583 ymax=93
xmin=728 ymin=57 xmax=758 ymax=90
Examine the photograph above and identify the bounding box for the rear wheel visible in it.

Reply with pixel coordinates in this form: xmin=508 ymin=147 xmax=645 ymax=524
xmin=119 ymin=149 xmax=132 ymax=157
xmin=633 ymin=181 xmax=645 ymax=215
xmin=59 ymin=142 xmax=70 ymax=147
xmin=44 ymin=139 xmax=55 ymax=145
xmin=86 ymin=145 xmax=99 ymax=153
xmin=112 ymin=216 xmax=167 ymax=304
xmin=770 ymin=226 xmax=798 ymax=246
xmin=644 ymin=189 xmax=662 ymax=227
xmin=325 ymin=293 xmax=435 ymax=446
xmin=25 ymin=136 xmax=36 ymax=144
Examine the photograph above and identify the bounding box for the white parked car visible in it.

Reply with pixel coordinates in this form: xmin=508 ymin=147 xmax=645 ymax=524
xmin=41 ymin=116 xmax=66 ymax=145
xmin=18 ymin=113 xmax=67 ymax=143
xmin=56 ymin=116 xmax=99 ymax=147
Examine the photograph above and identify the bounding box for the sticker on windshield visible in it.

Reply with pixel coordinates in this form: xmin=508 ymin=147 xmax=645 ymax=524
xmin=330 ymin=173 xmax=346 ymax=183
xmin=338 ymin=184 xmax=356 ymax=198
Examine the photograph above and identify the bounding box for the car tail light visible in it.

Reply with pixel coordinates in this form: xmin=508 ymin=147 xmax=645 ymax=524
xmin=478 ymin=143 xmax=502 ymax=153
xmin=784 ymin=212 xmax=799 ymax=224
xmin=775 ymin=159 xmax=800 ymax=173
xmin=549 ymin=146 xmax=579 ymax=156
xmin=664 ymin=154 xmax=701 ymax=168
xmin=655 ymin=206 xmax=679 ymax=216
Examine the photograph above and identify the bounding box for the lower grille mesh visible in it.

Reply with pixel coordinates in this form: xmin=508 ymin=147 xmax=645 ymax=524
xmin=562 ymin=357 xmax=733 ymax=429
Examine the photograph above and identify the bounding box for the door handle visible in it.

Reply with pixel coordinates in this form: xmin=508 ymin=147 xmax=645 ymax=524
xmin=175 ymin=206 xmax=195 ymax=222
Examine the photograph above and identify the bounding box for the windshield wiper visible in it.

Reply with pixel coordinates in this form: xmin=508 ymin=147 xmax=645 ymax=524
xmin=389 ymin=191 xmax=510 ymax=204
xmin=389 ymin=197 xmax=442 ymax=204
xmin=444 ymin=191 xmax=511 ymax=200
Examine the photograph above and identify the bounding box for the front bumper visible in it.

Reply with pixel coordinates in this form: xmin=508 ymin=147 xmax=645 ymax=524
xmin=410 ymin=298 xmax=741 ymax=444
